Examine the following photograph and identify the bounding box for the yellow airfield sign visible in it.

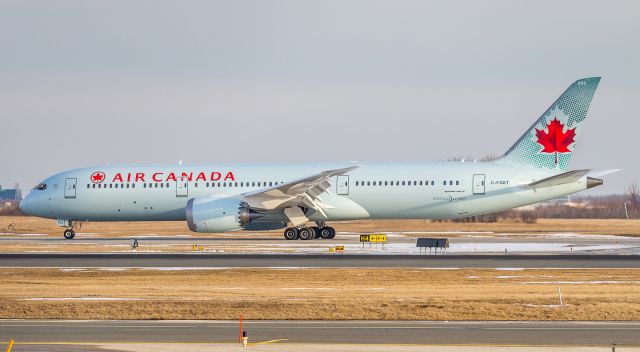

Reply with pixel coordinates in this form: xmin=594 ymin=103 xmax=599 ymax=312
xmin=360 ymin=234 xmax=387 ymax=243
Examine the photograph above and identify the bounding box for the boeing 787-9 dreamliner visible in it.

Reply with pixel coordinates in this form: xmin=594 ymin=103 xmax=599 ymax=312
xmin=20 ymin=77 xmax=611 ymax=240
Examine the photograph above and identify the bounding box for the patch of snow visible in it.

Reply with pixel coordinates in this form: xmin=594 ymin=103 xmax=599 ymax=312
xmin=140 ymin=267 xmax=232 ymax=271
xmin=523 ymin=281 xmax=640 ymax=285
xmin=25 ymin=250 xmax=64 ymax=253
xmin=22 ymin=297 xmax=146 ymax=301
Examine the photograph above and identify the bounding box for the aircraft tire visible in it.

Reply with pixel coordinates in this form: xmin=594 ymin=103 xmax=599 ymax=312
xmin=319 ymin=227 xmax=333 ymax=239
xmin=63 ymin=229 xmax=75 ymax=240
xmin=326 ymin=227 xmax=336 ymax=239
xmin=284 ymin=227 xmax=299 ymax=240
xmin=298 ymin=227 xmax=314 ymax=241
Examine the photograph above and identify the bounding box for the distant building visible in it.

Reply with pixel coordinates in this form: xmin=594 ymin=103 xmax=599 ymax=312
xmin=0 ymin=184 xmax=22 ymax=208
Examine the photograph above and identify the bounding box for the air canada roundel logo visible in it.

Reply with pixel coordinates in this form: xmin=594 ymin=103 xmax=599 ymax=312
xmin=90 ymin=171 xmax=106 ymax=184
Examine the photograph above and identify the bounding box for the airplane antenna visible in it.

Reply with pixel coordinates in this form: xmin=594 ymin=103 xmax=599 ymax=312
xmin=178 ymin=160 xmax=183 ymax=165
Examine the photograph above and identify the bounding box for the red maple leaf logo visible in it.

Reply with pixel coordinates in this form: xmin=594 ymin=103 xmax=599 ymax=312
xmin=535 ymin=117 xmax=576 ymax=164
xmin=90 ymin=171 xmax=105 ymax=184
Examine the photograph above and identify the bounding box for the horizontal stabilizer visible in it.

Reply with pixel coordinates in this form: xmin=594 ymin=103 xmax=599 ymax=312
xmin=529 ymin=169 xmax=590 ymax=188
xmin=588 ymin=169 xmax=621 ymax=178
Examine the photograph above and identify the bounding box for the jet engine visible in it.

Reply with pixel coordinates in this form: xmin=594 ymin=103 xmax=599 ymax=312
xmin=186 ymin=196 xmax=263 ymax=233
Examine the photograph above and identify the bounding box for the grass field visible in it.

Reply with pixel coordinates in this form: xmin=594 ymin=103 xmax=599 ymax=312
xmin=1 ymin=268 xmax=639 ymax=320
xmin=2 ymin=216 xmax=640 ymax=237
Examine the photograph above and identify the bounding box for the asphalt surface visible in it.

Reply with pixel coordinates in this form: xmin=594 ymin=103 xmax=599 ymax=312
xmin=0 ymin=253 xmax=639 ymax=268
xmin=0 ymin=320 xmax=638 ymax=346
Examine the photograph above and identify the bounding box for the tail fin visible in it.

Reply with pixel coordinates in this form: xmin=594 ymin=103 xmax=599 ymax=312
xmin=498 ymin=77 xmax=600 ymax=170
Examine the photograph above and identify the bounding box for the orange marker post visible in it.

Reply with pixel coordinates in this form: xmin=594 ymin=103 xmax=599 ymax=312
xmin=6 ymin=338 xmax=14 ymax=352
xmin=239 ymin=314 xmax=243 ymax=343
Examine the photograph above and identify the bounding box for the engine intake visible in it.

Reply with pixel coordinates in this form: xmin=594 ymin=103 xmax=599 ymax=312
xmin=186 ymin=196 xmax=263 ymax=233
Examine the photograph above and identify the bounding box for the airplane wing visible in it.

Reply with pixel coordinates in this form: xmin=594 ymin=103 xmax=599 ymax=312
xmin=242 ymin=165 xmax=359 ymax=225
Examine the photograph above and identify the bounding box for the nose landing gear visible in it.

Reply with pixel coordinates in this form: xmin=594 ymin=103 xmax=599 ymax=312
xmin=57 ymin=219 xmax=80 ymax=240
xmin=63 ymin=229 xmax=75 ymax=239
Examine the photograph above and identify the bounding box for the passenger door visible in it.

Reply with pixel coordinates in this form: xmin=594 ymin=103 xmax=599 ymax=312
xmin=64 ymin=178 xmax=77 ymax=199
xmin=176 ymin=178 xmax=188 ymax=197
xmin=336 ymin=175 xmax=349 ymax=195
xmin=472 ymin=174 xmax=485 ymax=195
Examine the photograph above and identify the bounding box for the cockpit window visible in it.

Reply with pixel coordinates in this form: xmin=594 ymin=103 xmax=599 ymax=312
xmin=33 ymin=183 xmax=47 ymax=191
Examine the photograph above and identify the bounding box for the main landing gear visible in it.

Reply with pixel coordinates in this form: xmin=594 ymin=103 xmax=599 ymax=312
xmin=283 ymin=223 xmax=336 ymax=240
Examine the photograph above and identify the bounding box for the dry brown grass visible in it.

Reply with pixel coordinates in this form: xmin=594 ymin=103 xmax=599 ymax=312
xmin=2 ymin=216 xmax=640 ymax=237
xmin=1 ymin=268 xmax=639 ymax=320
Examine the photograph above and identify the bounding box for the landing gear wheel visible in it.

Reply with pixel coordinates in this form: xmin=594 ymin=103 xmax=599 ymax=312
xmin=298 ymin=227 xmax=315 ymax=241
xmin=311 ymin=227 xmax=322 ymax=239
xmin=63 ymin=229 xmax=75 ymax=240
xmin=326 ymin=227 xmax=336 ymax=239
xmin=319 ymin=227 xmax=333 ymax=239
xmin=283 ymin=227 xmax=299 ymax=240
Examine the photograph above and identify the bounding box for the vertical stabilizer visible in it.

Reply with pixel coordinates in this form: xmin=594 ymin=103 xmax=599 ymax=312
xmin=498 ymin=77 xmax=600 ymax=170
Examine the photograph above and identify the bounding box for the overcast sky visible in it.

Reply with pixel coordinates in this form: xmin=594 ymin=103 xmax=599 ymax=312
xmin=1 ymin=0 xmax=638 ymax=195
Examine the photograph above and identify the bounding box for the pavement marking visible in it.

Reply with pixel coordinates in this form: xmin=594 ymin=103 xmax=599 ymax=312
xmin=251 ymin=339 xmax=289 ymax=345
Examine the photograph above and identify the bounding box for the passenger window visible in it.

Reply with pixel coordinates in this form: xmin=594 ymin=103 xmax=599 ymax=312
xmin=373 ymin=181 xmax=376 ymax=186
xmin=235 ymin=182 xmax=238 ymax=187
xmin=109 ymin=184 xmax=113 ymax=188
xmin=132 ymin=183 xmax=135 ymax=188
xmin=449 ymin=181 xmax=453 ymax=185
xmin=92 ymin=184 xmax=96 ymax=188
xmin=443 ymin=181 xmax=446 ymax=186
xmin=431 ymin=181 xmax=434 ymax=185
xmin=456 ymin=181 xmax=460 ymax=185
xmin=356 ymin=181 xmax=359 ymax=186
xmin=87 ymin=184 xmax=90 ymax=189
xmin=367 ymin=181 xmax=370 ymax=186
xmin=98 ymin=184 xmax=101 ymax=189
xmin=384 ymin=181 xmax=388 ymax=186
xmin=419 ymin=181 xmax=423 ymax=186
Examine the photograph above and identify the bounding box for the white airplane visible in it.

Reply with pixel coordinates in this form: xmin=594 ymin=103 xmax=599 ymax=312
xmin=21 ymin=77 xmax=608 ymax=240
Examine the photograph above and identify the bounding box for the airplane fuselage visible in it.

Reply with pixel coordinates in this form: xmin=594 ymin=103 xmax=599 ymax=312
xmin=21 ymin=161 xmax=585 ymax=224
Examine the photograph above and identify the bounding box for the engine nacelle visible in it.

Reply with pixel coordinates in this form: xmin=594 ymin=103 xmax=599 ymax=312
xmin=186 ymin=196 xmax=263 ymax=233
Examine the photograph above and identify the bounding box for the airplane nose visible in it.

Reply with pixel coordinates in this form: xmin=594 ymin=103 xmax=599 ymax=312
xmin=19 ymin=198 xmax=29 ymax=214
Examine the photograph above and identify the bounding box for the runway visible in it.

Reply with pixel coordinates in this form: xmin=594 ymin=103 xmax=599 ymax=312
xmin=1 ymin=320 xmax=639 ymax=346
xmin=1 ymin=253 xmax=639 ymax=268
